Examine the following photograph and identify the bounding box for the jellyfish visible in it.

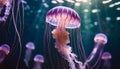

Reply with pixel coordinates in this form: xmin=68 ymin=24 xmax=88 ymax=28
xmin=0 ymin=44 xmax=10 ymax=63
xmin=82 ymin=33 xmax=108 ymax=69
xmin=24 ymin=42 xmax=35 ymax=67
xmin=33 ymin=54 xmax=44 ymax=69
xmin=46 ymin=6 xmax=83 ymax=69
xmin=101 ymin=52 xmax=112 ymax=69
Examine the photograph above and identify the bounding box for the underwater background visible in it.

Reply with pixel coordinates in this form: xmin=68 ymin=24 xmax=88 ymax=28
xmin=0 ymin=0 xmax=120 ymax=69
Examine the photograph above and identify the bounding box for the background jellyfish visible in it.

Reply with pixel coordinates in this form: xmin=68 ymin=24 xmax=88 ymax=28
xmin=0 ymin=44 xmax=10 ymax=63
xmin=45 ymin=6 xmax=84 ymax=69
xmin=24 ymin=42 xmax=35 ymax=67
xmin=33 ymin=54 xmax=44 ymax=69
xmin=101 ymin=52 xmax=112 ymax=69
xmin=82 ymin=33 xmax=108 ymax=69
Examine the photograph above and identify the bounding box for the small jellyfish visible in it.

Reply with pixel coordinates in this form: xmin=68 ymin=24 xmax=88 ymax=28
xmin=24 ymin=42 xmax=35 ymax=67
xmin=92 ymin=33 xmax=107 ymax=58
xmin=82 ymin=33 xmax=108 ymax=69
xmin=33 ymin=54 xmax=44 ymax=69
xmin=94 ymin=33 xmax=107 ymax=45
xmin=46 ymin=6 xmax=82 ymax=69
xmin=101 ymin=52 xmax=112 ymax=69
xmin=92 ymin=33 xmax=107 ymax=57
xmin=0 ymin=44 xmax=10 ymax=63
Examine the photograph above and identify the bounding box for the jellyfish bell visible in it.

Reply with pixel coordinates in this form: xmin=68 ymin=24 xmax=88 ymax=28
xmin=0 ymin=44 xmax=10 ymax=55
xmin=0 ymin=44 xmax=10 ymax=63
xmin=101 ymin=52 xmax=112 ymax=69
xmin=94 ymin=33 xmax=108 ymax=45
xmin=26 ymin=42 xmax=35 ymax=50
xmin=33 ymin=54 xmax=44 ymax=69
xmin=46 ymin=6 xmax=81 ymax=29
xmin=101 ymin=52 xmax=112 ymax=61
xmin=34 ymin=54 xmax=44 ymax=63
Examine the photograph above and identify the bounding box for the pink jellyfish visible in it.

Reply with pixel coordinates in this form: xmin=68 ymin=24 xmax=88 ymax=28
xmin=0 ymin=44 xmax=10 ymax=63
xmin=24 ymin=42 xmax=35 ymax=67
xmin=82 ymin=33 xmax=108 ymax=69
xmin=46 ymin=6 xmax=82 ymax=69
xmin=101 ymin=52 xmax=112 ymax=69
xmin=33 ymin=54 xmax=44 ymax=69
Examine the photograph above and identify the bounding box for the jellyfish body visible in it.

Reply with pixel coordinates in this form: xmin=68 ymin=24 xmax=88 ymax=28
xmin=101 ymin=52 xmax=112 ymax=69
xmin=24 ymin=42 xmax=35 ymax=67
xmin=82 ymin=33 xmax=108 ymax=69
xmin=46 ymin=6 xmax=80 ymax=29
xmin=94 ymin=33 xmax=108 ymax=45
xmin=33 ymin=54 xmax=44 ymax=69
xmin=0 ymin=44 xmax=10 ymax=63
xmin=89 ymin=33 xmax=107 ymax=60
xmin=46 ymin=6 xmax=82 ymax=69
